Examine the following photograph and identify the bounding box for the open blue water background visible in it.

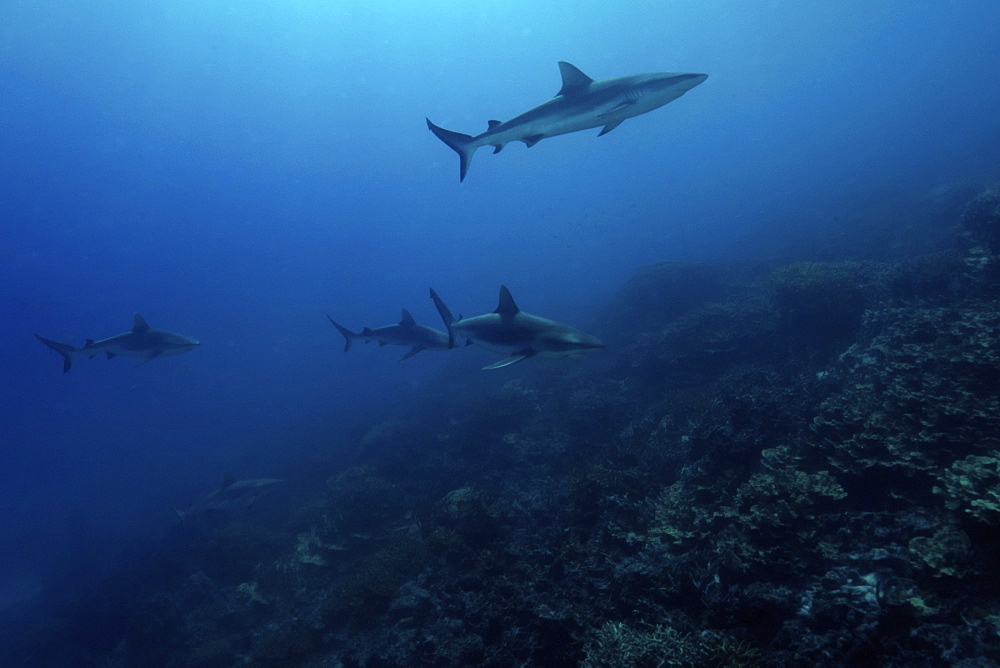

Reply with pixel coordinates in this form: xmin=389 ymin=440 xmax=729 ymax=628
xmin=1 ymin=0 xmax=998 ymax=609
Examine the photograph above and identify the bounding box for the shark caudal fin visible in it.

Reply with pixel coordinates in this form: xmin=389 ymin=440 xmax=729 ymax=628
xmin=426 ymin=119 xmax=477 ymax=182
xmin=326 ymin=315 xmax=358 ymax=352
xmin=34 ymin=334 xmax=79 ymax=373
xmin=429 ymin=288 xmax=457 ymax=348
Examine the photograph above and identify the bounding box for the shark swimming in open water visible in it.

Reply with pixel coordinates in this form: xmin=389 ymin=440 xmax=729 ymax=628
xmin=427 ymin=61 xmax=708 ymax=181
xmin=327 ymin=309 xmax=451 ymax=361
xmin=429 ymin=285 xmax=605 ymax=370
xmin=174 ymin=475 xmax=283 ymax=520
xmin=34 ymin=314 xmax=199 ymax=373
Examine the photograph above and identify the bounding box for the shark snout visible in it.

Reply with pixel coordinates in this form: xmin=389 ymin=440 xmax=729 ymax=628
xmin=682 ymin=73 xmax=709 ymax=90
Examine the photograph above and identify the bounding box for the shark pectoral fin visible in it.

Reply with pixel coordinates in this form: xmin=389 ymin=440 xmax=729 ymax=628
xmin=492 ymin=144 xmax=504 ymax=154
xmin=398 ymin=346 xmax=425 ymax=361
xmin=602 ymin=100 xmax=637 ymax=117
xmin=105 ymin=352 xmax=116 ymax=360
xmin=482 ymin=350 xmax=535 ymax=370
xmin=598 ymin=120 xmax=625 ymax=136
xmin=132 ymin=352 xmax=161 ymax=369
xmin=522 ymin=135 xmax=544 ymax=148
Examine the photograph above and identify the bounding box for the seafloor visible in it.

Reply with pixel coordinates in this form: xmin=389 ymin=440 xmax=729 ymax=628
xmin=7 ymin=186 xmax=1000 ymax=666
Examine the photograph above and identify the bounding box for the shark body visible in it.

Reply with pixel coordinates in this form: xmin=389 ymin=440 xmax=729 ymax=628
xmin=427 ymin=61 xmax=708 ymax=181
xmin=34 ymin=314 xmax=199 ymax=373
xmin=430 ymin=285 xmax=605 ymax=370
xmin=327 ymin=309 xmax=451 ymax=361
xmin=175 ymin=475 xmax=283 ymax=520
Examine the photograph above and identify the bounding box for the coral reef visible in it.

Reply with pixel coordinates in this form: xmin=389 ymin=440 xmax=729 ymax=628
xmin=10 ymin=186 xmax=1000 ymax=666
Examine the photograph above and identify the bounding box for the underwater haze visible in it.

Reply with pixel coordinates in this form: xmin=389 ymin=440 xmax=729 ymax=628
xmin=2 ymin=0 xmax=1000 ymax=663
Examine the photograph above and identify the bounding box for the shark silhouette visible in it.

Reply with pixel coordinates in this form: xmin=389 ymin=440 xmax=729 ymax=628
xmin=34 ymin=314 xmax=199 ymax=373
xmin=327 ymin=309 xmax=451 ymax=361
xmin=430 ymin=285 xmax=605 ymax=370
xmin=427 ymin=61 xmax=707 ymax=181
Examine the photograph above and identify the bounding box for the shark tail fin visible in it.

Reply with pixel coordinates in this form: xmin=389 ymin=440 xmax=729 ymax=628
xmin=327 ymin=315 xmax=358 ymax=352
xmin=34 ymin=334 xmax=79 ymax=373
xmin=426 ymin=119 xmax=476 ymax=182
xmin=429 ymin=288 xmax=457 ymax=349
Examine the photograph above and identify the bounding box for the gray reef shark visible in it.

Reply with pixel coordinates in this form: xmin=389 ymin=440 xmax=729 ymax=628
xmin=174 ymin=475 xmax=284 ymax=520
xmin=34 ymin=313 xmax=199 ymax=373
xmin=327 ymin=309 xmax=451 ymax=361
xmin=429 ymin=285 xmax=605 ymax=370
xmin=426 ymin=61 xmax=708 ymax=181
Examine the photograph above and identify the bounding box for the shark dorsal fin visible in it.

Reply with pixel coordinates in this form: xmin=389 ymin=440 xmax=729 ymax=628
xmin=221 ymin=473 xmax=236 ymax=490
xmin=494 ymin=285 xmax=520 ymax=319
xmin=132 ymin=313 xmax=150 ymax=333
xmin=557 ymin=61 xmax=594 ymax=96
xmin=487 ymin=120 xmax=501 ymax=130
xmin=399 ymin=309 xmax=416 ymax=326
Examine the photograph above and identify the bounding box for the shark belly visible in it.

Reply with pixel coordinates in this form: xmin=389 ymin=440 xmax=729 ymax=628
xmin=483 ymin=107 xmax=612 ymax=146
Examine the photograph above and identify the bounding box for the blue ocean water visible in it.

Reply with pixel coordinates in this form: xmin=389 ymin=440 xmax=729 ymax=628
xmin=1 ymin=0 xmax=999 ymax=660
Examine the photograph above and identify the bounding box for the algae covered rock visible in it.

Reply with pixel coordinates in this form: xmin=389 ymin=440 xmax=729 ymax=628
xmin=769 ymin=261 xmax=864 ymax=344
xmin=961 ymin=187 xmax=1000 ymax=251
xmin=934 ymin=455 xmax=1000 ymax=525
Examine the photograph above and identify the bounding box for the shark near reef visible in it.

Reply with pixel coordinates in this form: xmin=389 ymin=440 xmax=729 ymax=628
xmin=174 ymin=475 xmax=283 ymax=520
xmin=427 ymin=61 xmax=708 ymax=181
xmin=430 ymin=285 xmax=605 ymax=370
xmin=327 ymin=309 xmax=451 ymax=361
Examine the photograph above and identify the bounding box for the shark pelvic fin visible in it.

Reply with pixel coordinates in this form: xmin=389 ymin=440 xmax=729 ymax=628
xmin=494 ymin=285 xmax=520 ymax=319
xmin=483 ymin=350 xmax=535 ymax=370
xmin=556 ymin=61 xmax=594 ymax=96
xmin=132 ymin=313 xmax=150 ymax=333
xmin=522 ymin=135 xmax=544 ymax=148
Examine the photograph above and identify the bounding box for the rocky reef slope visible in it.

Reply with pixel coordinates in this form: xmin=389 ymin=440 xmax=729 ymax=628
xmin=8 ymin=187 xmax=1000 ymax=666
